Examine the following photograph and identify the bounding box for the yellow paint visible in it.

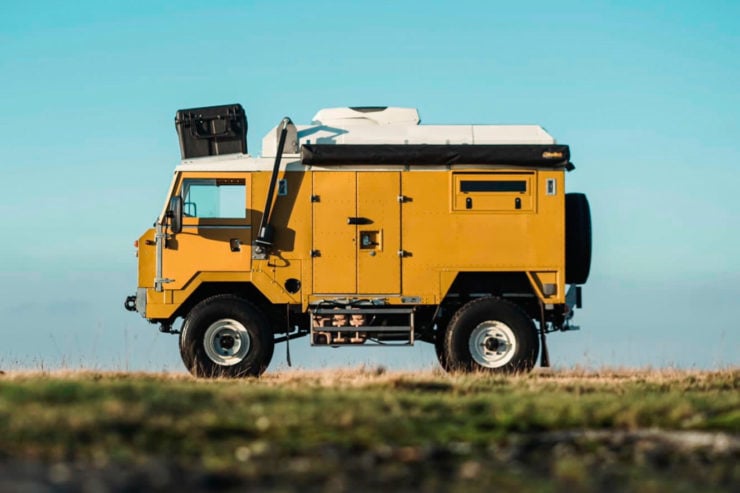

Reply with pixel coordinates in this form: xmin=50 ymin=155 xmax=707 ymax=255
xmin=526 ymin=271 xmax=560 ymax=300
xmin=311 ymin=171 xmax=356 ymax=293
xmin=137 ymin=229 xmax=156 ymax=288
xmin=357 ymin=172 xmax=401 ymax=294
xmin=452 ymin=172 xmax=534 ymax=212
xmin=138 ymin=166 xmax=568 ymax=319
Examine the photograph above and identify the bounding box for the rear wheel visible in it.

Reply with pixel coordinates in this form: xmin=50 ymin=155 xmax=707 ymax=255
xmin=180 ymin=294 xmax=274 ymax=378
xmin=444 ymin=297 xmax=538 ymax=373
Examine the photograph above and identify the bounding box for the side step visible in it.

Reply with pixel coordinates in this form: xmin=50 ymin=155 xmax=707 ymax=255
xmin=309 ymin=306 xmax=414 ymax=346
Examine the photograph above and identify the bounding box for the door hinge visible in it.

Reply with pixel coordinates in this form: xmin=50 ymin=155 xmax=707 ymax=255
xmin=311 ymin=195 xmax=320 ymax=202
xmin=397 ymin=250 xmax=410 ymax=258
xmin=397 ymin=195 xmax=410 ymax=203
xmin=154 ymin=277 xmax=174 ymax=292
xmin=311 ymin=250 xmax=321 ymax=257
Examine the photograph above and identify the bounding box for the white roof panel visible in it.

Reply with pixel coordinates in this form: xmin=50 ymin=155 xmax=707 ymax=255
xmin=257 ymin=106 xmax=554 ymax=157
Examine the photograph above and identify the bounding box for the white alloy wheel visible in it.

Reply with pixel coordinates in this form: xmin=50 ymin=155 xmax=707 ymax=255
xmin=468 ymin=321 xmax=518 ymax=368
xmin=203 ymin=319 xmax=251 ymax=366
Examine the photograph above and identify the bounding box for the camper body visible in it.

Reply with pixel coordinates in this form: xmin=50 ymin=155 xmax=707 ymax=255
xmin=125 ymin=105 xmax=591 ymax=377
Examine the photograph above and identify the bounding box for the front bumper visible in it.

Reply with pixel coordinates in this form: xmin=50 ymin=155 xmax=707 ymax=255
xmin=124 ymin=288 xmax=147 ymax=317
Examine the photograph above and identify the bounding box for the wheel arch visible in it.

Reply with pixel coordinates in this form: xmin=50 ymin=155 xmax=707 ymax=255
xmin=440 ymin=272 xmax=540 ymax=320
xmin=172 ymin=282 xmax=285 ymax=333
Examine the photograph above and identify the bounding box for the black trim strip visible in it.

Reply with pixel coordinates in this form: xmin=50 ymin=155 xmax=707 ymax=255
xmin=461 ymin=180 xmax=527 ymax=193
xmin=301 ymin=144 xmax=571 ymax=167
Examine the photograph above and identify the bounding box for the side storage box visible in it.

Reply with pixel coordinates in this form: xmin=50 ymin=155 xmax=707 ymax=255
xmin=175 ymin=104 xmax=247 ymax=159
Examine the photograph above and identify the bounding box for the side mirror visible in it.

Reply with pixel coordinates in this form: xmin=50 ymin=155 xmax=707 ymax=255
xmin=168 ymin=195 xmax=183 ymax=234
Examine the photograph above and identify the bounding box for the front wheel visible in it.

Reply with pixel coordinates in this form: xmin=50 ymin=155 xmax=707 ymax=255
xmin=443 ymin=297 xmax=539 ymax=373
xmin=180 ymin=295 xmax=274 ymax=378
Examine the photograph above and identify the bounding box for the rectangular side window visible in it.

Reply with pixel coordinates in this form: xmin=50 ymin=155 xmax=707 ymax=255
xmin=181 ymin=178 xmax=246 ymax=218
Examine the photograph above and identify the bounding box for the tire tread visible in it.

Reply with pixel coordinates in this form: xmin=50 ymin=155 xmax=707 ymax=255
xmin=443 ymin=297 xmax=538 ymax=373
xmin=180 ymin=294 xmax=274 ymax=378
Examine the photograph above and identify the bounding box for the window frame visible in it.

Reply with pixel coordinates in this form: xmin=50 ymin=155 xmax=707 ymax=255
xmin=176 ymin=172 xmax=250 ymax=227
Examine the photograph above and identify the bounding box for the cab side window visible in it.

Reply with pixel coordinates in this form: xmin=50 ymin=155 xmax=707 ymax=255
xmin=181 ymin=178 xmax=246 ymax=218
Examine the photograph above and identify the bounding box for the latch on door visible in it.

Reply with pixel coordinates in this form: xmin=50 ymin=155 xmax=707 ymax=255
xmin=347 ymin=217 xmax=373 ymax=225
xmin=360 ymin=231 xmax=379 ymax=249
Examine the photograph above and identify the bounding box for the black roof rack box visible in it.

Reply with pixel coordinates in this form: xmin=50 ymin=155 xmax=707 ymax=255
xmin=175 ymin=104 xmax=247 ymax=159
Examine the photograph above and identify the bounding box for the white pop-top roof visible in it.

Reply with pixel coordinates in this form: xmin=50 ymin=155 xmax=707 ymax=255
xmin=312 ymin=107 xmax=421 ymax=126
xmin=260 ymin=106 xmax=555 ymax=157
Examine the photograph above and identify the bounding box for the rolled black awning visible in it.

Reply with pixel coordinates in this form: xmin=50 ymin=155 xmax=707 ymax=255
xmin=301 ymin=144 xmax=572 ymax=168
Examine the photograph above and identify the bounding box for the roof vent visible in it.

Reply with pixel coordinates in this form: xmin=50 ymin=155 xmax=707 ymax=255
xmin=349 ymin=106 xmax=388 ymax=113
xmin=312 ymin=107 xmax=420 ymax=126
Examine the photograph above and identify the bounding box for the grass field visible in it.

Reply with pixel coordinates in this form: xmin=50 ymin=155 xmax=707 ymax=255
xmin=0 ymin=368 xmax=737 ymax=492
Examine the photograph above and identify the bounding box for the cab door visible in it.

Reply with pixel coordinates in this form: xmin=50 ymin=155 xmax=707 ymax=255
xmin=163 ymin=173 xmax=252 ymax=290
xmin=311 ymin=171 xmax=401 ymax=295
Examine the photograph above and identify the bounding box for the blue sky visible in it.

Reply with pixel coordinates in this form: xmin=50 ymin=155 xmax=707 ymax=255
xmin=0 ymin=0 xmax=738 ymax=371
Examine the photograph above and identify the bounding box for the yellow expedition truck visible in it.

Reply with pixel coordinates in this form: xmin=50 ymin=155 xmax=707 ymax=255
xmin=124 ymin=104 xmax=591 ymax=377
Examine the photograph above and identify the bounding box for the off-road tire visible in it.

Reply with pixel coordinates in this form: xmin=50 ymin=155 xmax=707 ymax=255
xmin=565 ymin=193 xmax=592 ymax=285
xmin=180 ymin=294 xmax=274 ymax=378
xmin=444 ymin=297 xmax=538 ymax=373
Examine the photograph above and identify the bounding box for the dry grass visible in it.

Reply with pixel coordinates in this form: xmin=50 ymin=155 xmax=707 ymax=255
xmin=2 ymin=365 xmax=736 ymax=383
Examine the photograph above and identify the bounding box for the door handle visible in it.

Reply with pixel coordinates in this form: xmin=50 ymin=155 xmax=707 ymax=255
xmin=347 ymin=217 xmax=373 ymax=225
